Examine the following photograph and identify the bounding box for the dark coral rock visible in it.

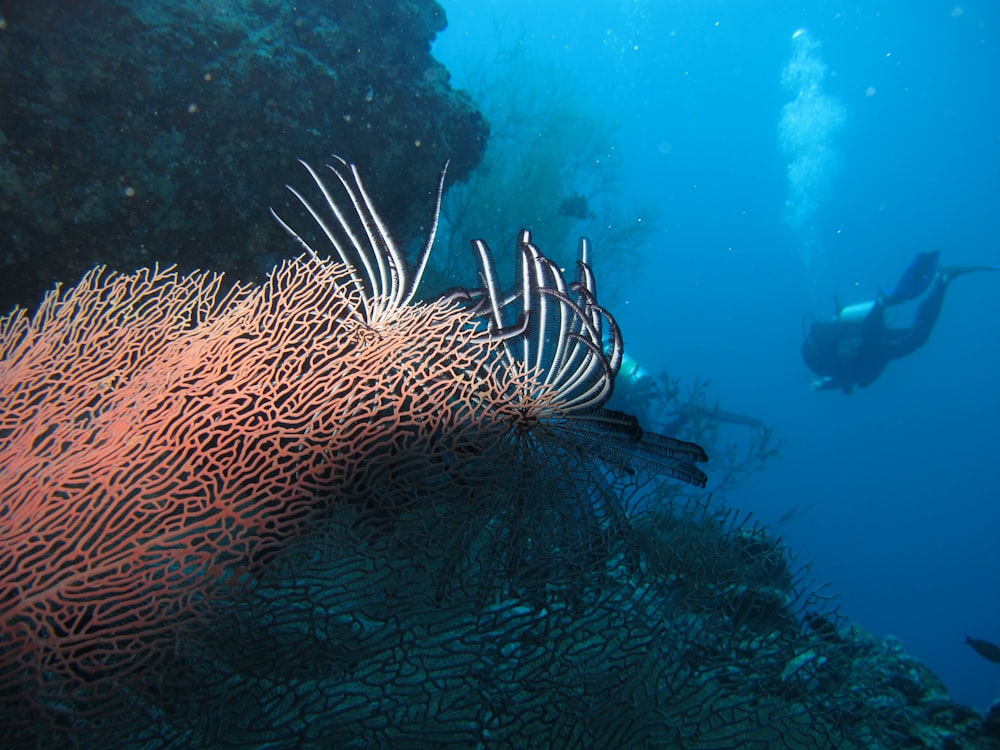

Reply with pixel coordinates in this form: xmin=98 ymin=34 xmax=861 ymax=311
xmin=983 ymin=700 xmax=1000 ymax=744
xmin=134 ymin=498 xmax=997 ymax=748
xmin=0 ymin=0 xmax=487 ymax=311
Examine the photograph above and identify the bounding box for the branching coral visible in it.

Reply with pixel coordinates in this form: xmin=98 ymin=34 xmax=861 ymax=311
xmin=0 ymin=255 xmax=514 ymax=738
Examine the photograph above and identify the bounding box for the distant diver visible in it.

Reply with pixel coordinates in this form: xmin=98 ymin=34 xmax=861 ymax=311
xmin=802 ymin=251 xmax=998 ymax=393
xmin=965 ymin=635 xmax=1000 ymax=665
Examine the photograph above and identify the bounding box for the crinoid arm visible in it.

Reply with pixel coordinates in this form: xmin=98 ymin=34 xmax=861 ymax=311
xmin=572 ymin=408 xmax=709 ymax=488
xmin=454 ymin=230 xmax=709 ymax=488
xmin=465 ymin=231 xmax=622 ymax=411
xmin=270 ymin=156 xmax=448 ymax=324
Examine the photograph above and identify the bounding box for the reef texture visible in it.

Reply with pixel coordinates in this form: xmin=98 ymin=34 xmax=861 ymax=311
xmin=0 ymin=156 xmax=997 ymax=748
xmin=0 ymin=0 xmax=487 ymax=312
xmin=102 ymin=496 xmax=999 ymax=750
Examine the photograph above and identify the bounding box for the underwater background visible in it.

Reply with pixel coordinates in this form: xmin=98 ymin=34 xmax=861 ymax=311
xmin=435 ymin=0 xmax=1000 ymax=710
xmin=1 ymin=0 xmax=999 ymax=745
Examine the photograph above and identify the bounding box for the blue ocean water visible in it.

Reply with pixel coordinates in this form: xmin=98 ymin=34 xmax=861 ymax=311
xmin=435 ymin=0 xmax=1000 ymax=710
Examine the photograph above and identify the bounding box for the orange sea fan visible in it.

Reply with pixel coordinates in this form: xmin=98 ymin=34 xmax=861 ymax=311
xmin=0 ymin=156 xmax=707 ymax=744
xmin=0 ymin=251 xmax=516 ymax=737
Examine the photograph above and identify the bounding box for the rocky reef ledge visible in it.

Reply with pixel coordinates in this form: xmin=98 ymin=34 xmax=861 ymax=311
xmin=0 ymin=0 xmax=487 ymax=311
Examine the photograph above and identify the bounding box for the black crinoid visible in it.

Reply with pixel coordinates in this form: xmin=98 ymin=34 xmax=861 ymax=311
xmin=270 ymin=155 xmax=708 ymax=600
xmin=436 ymin=225 xmax=708 ymax=600
xmin=448 ymin=225 xmax=708 ymax=487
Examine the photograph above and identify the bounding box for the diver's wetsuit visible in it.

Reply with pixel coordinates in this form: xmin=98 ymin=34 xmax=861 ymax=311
xmin=802 ymin=254 xmax=993 ymax=394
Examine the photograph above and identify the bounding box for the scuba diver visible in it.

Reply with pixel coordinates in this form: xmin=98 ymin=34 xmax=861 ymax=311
xmin=802 ymin=250 xmax=997 ymax=393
